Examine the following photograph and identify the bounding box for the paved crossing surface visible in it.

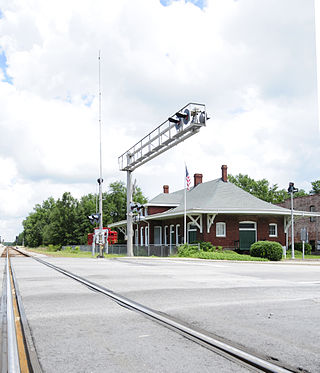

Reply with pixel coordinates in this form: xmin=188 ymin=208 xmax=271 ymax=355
xmin=1 ymin=255 xmax=320 ymax=372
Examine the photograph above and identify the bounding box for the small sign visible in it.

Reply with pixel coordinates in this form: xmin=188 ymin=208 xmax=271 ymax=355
xmin=300 ymin=228 xmax=307 ymax=242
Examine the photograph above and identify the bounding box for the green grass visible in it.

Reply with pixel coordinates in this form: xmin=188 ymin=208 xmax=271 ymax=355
xmin=283 ymin=251 xmax=320 ymax=260
xmin=26 ymin=247 xmax=125 ymax=258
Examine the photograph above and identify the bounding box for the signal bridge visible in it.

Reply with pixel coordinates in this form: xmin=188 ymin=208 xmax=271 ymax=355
xmin=118 ymin=103 xmax=207 ymax=172
xmin=118 ymin=102 xmax=208 ymax=256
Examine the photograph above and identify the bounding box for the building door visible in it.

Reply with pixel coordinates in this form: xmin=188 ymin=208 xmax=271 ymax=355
xmin=239 ymin=222 xmax=256 ymax=250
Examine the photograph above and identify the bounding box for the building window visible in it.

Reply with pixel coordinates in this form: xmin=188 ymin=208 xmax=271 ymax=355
xmin=310 ymin=205 xmax=315 ymax=222
xmin=239 ymin=222 xmax=256 ymax=230
xmin=176 ymin=224 xmax=180 ymax=245
xmin=154 ymin=226 xmax=162 ymax=245
xmin=164 ymin=226 xmax=168 ymax=245
xmin=269 ymin=223 xmax=277 ymax=237
xmin=145 ymin=226 xmax=149 ymax=246
xmin=140 ymin=227 xmax=144 ymax=246
xmin=216 ymin=222 xmax=226 ymax=237
xmin=170 ymin=225 xmax=175 ymax=246
xmin=188 ymin=224 xmax=197 ymax=243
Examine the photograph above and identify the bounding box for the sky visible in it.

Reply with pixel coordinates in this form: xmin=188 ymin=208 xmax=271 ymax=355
xmin=0 ymin=0 xmax=319 ymax=241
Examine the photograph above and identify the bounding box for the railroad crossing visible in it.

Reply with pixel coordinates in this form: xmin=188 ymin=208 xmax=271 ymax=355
xmin=1 ymin=246 xmax=320 ymax=372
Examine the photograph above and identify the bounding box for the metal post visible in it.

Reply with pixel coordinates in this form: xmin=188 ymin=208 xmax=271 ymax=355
xmin=97 ymin=50 xmax=104 ymax=259
xmin=127 ymin=170 xmax=133 ymax=256
xmin=184 ymin=178 xmax=187 ymax=244
xmin=291 ymin=191 xmax=295 ymax=259
xmin=302 ymin=240 xmax=305 ymax=260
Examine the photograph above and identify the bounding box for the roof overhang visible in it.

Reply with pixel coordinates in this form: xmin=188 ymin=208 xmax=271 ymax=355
xmin=144 ymin=203 xmax=179 ymax=207
xmin=109 ymin=209 xmax=320 ymax=228
xmin=143 ymin=208 xmax=320 ymax=220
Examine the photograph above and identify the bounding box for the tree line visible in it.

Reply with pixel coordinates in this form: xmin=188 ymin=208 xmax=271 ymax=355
xmin=17 ymin=181 xmax=147 ymax=248
xmin=228 ymin=174 xmax=320 ymax=204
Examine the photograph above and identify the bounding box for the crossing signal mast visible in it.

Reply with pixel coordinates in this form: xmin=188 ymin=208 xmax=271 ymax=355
xmin=118 ymin=103 xmax=209 ymax=256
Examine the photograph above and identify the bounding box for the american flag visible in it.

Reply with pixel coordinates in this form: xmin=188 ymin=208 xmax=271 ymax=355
xmin=185 ymin=166 xmax=191 ymax=191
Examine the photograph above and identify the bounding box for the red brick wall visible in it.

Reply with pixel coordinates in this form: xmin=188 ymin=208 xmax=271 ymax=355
xmin=135 ymin=214 xmax=285 ymax=248
xmin=277 ymin=195 xmax=320 ymax=245
xmin=147 ymin=206 xmax=173 ymax=215
xmin=201 ymin=214 xmax=285 ymax=248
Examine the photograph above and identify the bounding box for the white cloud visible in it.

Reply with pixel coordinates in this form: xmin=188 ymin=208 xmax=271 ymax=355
xmin=0 ymin=0 xmax=318 ymax=240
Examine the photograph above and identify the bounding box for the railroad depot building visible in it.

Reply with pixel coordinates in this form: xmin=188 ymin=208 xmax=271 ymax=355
xmin=110 ymin=166 xmax=318 ymax=251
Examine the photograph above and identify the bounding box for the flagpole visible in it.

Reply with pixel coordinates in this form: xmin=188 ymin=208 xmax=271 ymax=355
xmin=184 ymin=165 xmax=187 ymax=244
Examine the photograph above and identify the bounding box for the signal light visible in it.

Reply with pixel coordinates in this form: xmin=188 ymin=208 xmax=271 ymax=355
xmin=176 ymin=112 xmax=188 ymax=119
xmin=130 ymin=202 xmax=144 ymax=211
xmin=168 ymin=117 xmax=180 ymax=124
xmin=288 ymin=182 xmax=299 ymax=193
xmin=88 ymin=213 xmax=101 ymax=225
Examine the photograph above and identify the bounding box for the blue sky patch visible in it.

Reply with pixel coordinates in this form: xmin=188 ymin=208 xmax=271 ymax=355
xmin=0 ymin=51 xmax=13 ymax=84
xmin=160 ymin=0 xmax=207 ymax=10
xmin=0 ymin=9 xmax=3 ymax=18
xmin=82 ymin=94 xmax=94 ymax=107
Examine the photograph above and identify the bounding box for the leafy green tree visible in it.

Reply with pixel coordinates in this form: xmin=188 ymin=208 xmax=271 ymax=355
xmin=103 ymin=181 xmax=147 ymax=224
xmin=228 ymin=174 xmax=307 ymax=203
xmin=20 ymin=180 xmax=147 ymax=247
xmin=42 ymin=192 xmax=80 ymax=246
xmin=76 ymin=194 xmax=97 ymax=244
xmin=23 ymin=197 xmax=56 ymax=247
xmin=310 ymin=180 xmax=320 ymax=194
xmin=16 ymin=232 xmax=24 ymax=245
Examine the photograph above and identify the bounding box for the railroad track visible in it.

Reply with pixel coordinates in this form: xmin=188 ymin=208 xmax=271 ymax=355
xmin=1 ymin=247 xmax=42 ymax=372
xmin=1 ymin=247 xmax=304 ymax=373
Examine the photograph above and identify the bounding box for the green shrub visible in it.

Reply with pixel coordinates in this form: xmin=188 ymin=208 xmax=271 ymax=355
xmin=288 ymin=242 xmax=312 ymax=255
xmin=63 ymin=246 xmax=81 ymax=253
xmin=47 ymin=244 xmax=61 ymax=252
xmin=193 ymin=250 xmax=267 ymax=261
xmin=250 ymin=241 xmax=283 ymax=261
xmin=193 ymin=242 xmax=224 ymax=252
xmin=285 ymin=250 xmax=308 ymax=257
xmin=198 ymin=241 xmax=214 ymax=252
xmin=177 ymin=244 xmax=200 ymax=257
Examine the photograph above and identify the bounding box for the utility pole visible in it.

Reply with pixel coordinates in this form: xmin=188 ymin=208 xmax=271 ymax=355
xmin=288 ymin=182 xmax=298 ymax=259
xmin=97 ymin=50 xmax=104 ymax=258
xmin=290 ymin=190 xmax=294 ymax=259
xmin=126 ymin=167 xmax=133 ymax=257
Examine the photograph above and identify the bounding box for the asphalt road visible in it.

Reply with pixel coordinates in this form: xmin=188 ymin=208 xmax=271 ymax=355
xmin=2 ymin=256 xmax=320 ymax=372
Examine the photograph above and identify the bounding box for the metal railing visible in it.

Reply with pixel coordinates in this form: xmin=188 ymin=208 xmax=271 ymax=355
xmin=62 ymin=244 xmax=179 ymax=257
xmin=109 ymin=244 xmax=178 ymax=257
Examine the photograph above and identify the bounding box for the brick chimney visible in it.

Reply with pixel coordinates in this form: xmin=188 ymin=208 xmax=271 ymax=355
xmin=163 ymin=185 xmax=169 ymax=194
xmin=194 ymin=173 xmax=203 ymax=187
xmin=221 ymin=165 xmax=228 ymax=182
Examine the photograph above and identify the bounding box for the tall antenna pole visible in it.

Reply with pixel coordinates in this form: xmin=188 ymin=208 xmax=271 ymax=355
xmin=97 ymin=50 xmax=104 ymax=258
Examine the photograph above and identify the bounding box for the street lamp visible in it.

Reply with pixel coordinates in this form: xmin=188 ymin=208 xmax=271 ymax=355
xmin=288 ymin=182 xmax=299 ymax=259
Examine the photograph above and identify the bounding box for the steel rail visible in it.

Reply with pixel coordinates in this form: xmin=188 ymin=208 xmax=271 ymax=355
xmin=12 ymin=250 xmax=296 ymax=373
xmin=4 ymin=248 xmax=43 ymax=373
xmin=6 ymin=251 xmax=21 ymax=373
